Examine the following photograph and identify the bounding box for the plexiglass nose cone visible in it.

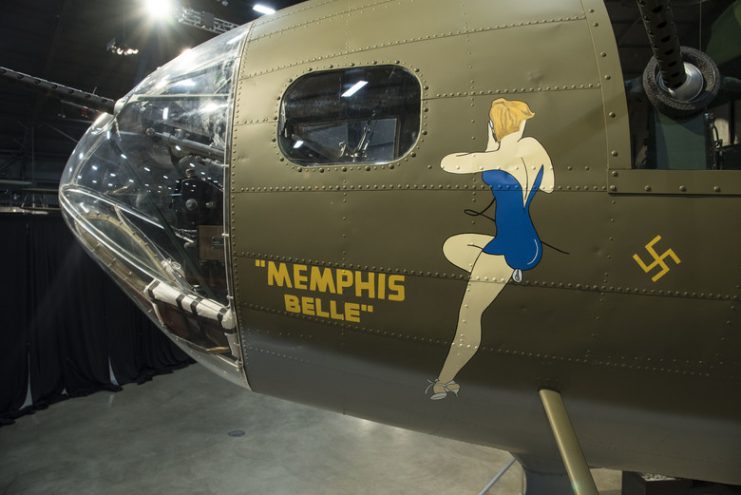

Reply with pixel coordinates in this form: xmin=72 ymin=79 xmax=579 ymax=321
xmin=59 ymin=24 xmax=251 ymax=388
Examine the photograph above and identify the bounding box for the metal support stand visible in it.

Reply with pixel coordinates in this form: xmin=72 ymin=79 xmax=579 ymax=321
xmin=522 ymin=467 xmax=573 ymax=495
xmin=539 ymin=389 xmax=599 ymax=495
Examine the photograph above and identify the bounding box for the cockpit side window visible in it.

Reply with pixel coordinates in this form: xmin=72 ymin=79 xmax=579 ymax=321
xmin=278 ymin=65 xmax=421 ymax=166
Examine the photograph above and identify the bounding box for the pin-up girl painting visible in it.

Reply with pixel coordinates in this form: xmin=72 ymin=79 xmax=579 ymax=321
xmin=428 ymin=99 xmax=555 ymax=400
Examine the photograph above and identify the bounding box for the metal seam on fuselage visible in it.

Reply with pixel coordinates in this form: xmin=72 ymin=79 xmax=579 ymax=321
xmin=426 ymin=84 xmax=602 ymax=98
xmin=239 ymin=304 xmax=721 ymax=378
xmin=228 ymin=22 xmax=257 ymax=390
xmin=243 ymin=343 xmax=310 ymax=364
xmin=241 ymin=16 xmax=588 ymax=80
xmin=243 ymin=342 xmax=724 ymax=381
xmin=253 ymin=0 xmax=345 ymax=27
xmin=250 ymin=0 xmax=401 ymax=42
xmin=229 ymin=186 xmax=606 ymax=192
xmin=231 ymin=253 xmax=738 ymax=302
xmin=231 ymin=83 xmax=601 ymax=127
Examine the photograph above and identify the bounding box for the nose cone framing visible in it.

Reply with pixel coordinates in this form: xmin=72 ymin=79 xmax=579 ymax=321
xmin=59 ymin=24 xmax=251 ymax=388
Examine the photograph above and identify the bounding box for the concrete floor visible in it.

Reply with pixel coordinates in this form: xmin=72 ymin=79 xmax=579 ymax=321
xmin=0 ymin=365 xmax=621 ymax=495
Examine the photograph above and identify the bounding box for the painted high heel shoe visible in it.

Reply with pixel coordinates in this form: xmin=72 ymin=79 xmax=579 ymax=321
xmin=425 ymin=379 xmax=460 ymax=400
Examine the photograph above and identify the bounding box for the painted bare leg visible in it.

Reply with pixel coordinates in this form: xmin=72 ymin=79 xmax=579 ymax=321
xmin=430 ymin=255 xmax=512 ymax=399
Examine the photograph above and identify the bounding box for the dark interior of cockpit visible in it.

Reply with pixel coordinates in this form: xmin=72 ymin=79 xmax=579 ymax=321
xmin=278 ymin=65 xmax=422 ymax=166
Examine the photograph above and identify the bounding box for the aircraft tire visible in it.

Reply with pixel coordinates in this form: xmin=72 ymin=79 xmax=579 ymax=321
xmin=642 ymin=46 xmax=720 ymax=119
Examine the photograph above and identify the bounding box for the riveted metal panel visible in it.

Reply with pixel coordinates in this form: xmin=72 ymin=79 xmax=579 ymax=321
xmin=462 ymin=0 xmax=586 ymax=26
xmin=608 ymin=169 xmax=741 ymax=195
xmin=231 ymin=88 xmax=609 ymax=190
xmin=591 ymin=181 xmax=741 ymax=423
xmin=606 ymin=194 xmax=741 ymax=297
xmin=229 ymin=0 xmax=622 ymax=391
xmin=225 ymin=0 xmax=741 ymax=484
xmin=231 ymin=73 xmax=289 ymax=127
xmin=230 ymin=191 xmax=349 ymax=256
xmin=248 ymin=0 xmax=392 ymax=42
xmin=466 ymin=22 xmax=600 ymax=93
xmin=242 ymin=23 xmax=350 ymax=75
xmin=342 ymin=0 xmax=467 ymax=51
xmin=582 ymin=0 xmax=632 ymax=172
xmin=594 ymin=293 xmax=732 ymax=376
xmin=234 ymin=260 xmax=464 ymax=343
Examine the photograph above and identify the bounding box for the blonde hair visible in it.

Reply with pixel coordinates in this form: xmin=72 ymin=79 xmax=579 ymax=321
xmin=489 ymin=98 xmax=535 ymax=141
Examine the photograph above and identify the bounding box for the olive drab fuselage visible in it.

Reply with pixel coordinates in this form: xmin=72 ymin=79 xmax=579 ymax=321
xmin=227 ymin=0 xmax=741 ymax=482
xmin=59 ymin=0 xmax=741 ymax=485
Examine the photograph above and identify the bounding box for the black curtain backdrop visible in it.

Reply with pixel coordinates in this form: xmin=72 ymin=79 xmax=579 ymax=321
xmin=0 ymin=213 xmax=193 ymax=425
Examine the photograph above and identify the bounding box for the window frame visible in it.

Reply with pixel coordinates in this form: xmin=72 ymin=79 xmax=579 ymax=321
xmin=276 ymin=64 xmax=422 ymax=168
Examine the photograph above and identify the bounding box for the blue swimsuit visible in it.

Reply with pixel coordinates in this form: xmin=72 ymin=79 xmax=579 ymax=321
xmin=481 ymin=166 xmax=544 ymax=271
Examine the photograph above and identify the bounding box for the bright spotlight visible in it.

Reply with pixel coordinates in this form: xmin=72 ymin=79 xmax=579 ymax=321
xmin=253 ymin=4 xmax=276 ymax=15
xmin=144 ymin=0 xmax=176 ymax=20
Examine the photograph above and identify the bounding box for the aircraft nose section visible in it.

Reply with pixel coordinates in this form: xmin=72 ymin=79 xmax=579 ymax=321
xmin=58 ymin=24 xmax=251 ymax=387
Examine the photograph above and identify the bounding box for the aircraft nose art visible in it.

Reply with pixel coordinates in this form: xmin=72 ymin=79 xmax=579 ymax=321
xmin=58 ymin=23 xmax=251 ymax=388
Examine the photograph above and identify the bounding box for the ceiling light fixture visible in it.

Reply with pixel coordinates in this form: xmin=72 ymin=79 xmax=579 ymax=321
xmin=106 ymin=38 xmax=139 ymax=57
xmin=144 ymin=0 xmax=176 ymax=20
xmin=253 ymin=4 xmax=276 ymax=15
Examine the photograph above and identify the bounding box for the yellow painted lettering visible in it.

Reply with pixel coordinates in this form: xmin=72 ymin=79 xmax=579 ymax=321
xmin=309 ymin=266 xmax=336 ymax=294
xmin=345 ymin=302 xmax=361 ymax=323
xmin=354 ymin=271 xmax=375 ymax=299
xmin=315 ymin=298 xmax=330 ymax=318
xmin=293 ymin=264 xmax=308 ymax=290
xmin=284 ymin=294 xmax=300 ymax=313
xmin=301 ymin=296 xmax=315 ymax=316
xmin=329 ymin=299 xmax=344 ymax=320
xmin=388 ymin=275 xmax=406 ymax=302
xmin=268 ymin=262 xmax=292 ymax=288
xmin=336 ymin=269 xmax=353 ymax=295
xmin=377 ymin=273 xmax=386 ymax=300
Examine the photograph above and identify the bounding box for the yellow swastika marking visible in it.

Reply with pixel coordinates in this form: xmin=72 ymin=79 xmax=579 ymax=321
xmin=632 ymin=235 xmax=681 ymax=282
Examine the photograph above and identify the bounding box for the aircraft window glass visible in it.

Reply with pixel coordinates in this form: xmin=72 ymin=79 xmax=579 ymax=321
xmin=59 ymin=23 xmax=250 ymax=319
xmin=278 ymin=66 xmax=421 ymax=165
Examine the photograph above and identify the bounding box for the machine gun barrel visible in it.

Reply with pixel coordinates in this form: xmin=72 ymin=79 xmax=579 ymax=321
xmin=635 ymin=0 xmax=686 ymax=89
xmin=0 ymin=66 xmax=115 ymax=114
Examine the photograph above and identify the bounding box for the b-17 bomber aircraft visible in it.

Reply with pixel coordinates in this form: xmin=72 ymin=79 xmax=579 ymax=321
xmin=13 ymin=0 xmax=740 ymax=492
